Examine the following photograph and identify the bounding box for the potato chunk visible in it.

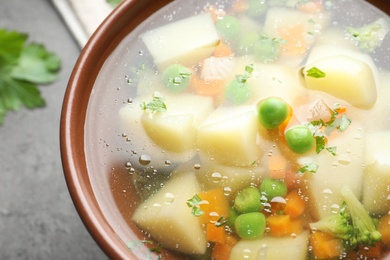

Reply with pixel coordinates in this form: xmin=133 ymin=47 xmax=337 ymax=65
xmin=141 ymin=93 xmax=214 ymax=153
xmin=142 ymin=13 xmax=220 ymax=69
xmin=363 ymin=131 xmax=390 ymax=215
xmin=302 ymin=55 xmax=377 ymax=109
xmin=229 ymin=231 xmax=309 ymax=260
xmin=197 ymin=106 xmax=261 ymax=167
xmin=132 ymin=172 xmax=207 ymax=254
xmin=302 ymin=123 xmax=365 ymax=220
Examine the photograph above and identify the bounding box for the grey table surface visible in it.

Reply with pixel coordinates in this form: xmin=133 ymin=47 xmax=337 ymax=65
xmin=0 ymin=0 xmax=107 ymax=259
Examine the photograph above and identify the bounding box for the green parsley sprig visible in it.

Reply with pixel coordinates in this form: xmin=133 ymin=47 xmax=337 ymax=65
xmin=186 ymin=194 xmax=204 ymax=217
xmin=140 ymin=94 xmax=167 ymax=113
xmin=0 ymin=29 xmax=61 ymax=124
xmin=308 ymin=103 xmax=351 ymax=155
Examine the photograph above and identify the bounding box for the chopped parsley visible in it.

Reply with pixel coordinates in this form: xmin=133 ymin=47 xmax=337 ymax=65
xmin=140 ymin=94 xmax=167 ymax=113
xmin=186 ymin=194 xmax=204 ymax=217
xmin=308 ymin=103 xmax=351 ymax=155
xmin=236 ymin=64 xmax=254 ymax=84
xmin=297 ymin=161 xmax=319 ymax=175
xmin=306 ymin=67 xmax=326 ymax=78
xmin=215 ymin=216 xmax=229 ymax=227
xmin=0 ymin=29 xmax=61 ymax=124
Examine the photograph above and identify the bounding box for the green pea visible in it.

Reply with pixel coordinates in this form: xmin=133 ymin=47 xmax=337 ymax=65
xmin=260 ymin=177 xmax=287 ymax=200
xmin=257 ymin=97 xmax=290 ymax=130
xmin=216 ymin=16 xmax=240 ymax=42
xmin=253 ymin=37 xmax=281 ymax=63
xmin=237 ymin=32 xmax=259 ymax=55
xmin=247 ymin=0 xmax=267 ymax=17
xmin=285 ymin=125 xmax=315 ymax=154
xmin=162 ymin=64 xmax=192 ymax=92
xmin=234 ymin=187 xmax=263 ymax=213
xmin=227 ymin=207 xmax=239 ymax=231
xmin=234 ymin=212 xmax=266 ymax=239
xmin=225 ymin=80 xmax=252 ymax=105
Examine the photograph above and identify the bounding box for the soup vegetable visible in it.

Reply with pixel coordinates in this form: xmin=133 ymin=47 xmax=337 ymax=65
xmin=99 ymin=0 xmax=390 ymax=259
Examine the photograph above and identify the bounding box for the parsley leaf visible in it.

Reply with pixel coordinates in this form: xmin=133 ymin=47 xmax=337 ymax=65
xmin=297 ymin=161 xmax=319 ymax=175
xmin=140 ymin=95 xmax=167 ymax=113
xmin=186 ymin=194 xmax=204 ymax=217
xmin=306 ymin=67 xmax=326 ymax=78
xmin=0 ymin=29 xmax=61 ymax=125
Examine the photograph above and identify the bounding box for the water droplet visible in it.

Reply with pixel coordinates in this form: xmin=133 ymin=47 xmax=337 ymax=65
xmin=127 ymin=98 xmax=133 ymax=103
xmin=122 ymin=133 xmax=127 ymax=137
xmin=223 ymin=187 xmax=232 ymax=196
xmin=323 ymin=188 xmax=333 ymax=195
xmin=165 ymin=160 xmax=171 ymax=166
xmin=128 ymin=168 xmax=135 ymax=175
xmin=331 ymin=204 xmax=340 ymax=214
xmin=211 ymin=172 xmax=222 ymax=183
xmin=125 ymin=161 xmax=132 ymax=168
xmin=164 ymin=193 xmax=175 ymax=204
xmin=139 ymin=154 xmax=151 ymax=165
xmin=194 ymin=163 xmax=201 ymax=170
xmin=338 ymin=154 xmax=351 ymax=165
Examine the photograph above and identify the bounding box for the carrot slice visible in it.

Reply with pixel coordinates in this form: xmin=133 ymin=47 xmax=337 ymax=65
xmin=198 ymin=188 xmax=230 ymax=225
xmin=211 ymin=235 xmax=238 ymax=260
xmin=378 ymin=214 xmax=390 ymax=247
xmin=191 ymin=77 xmax=226 ymax=98
xmin=309 ymin=231 xmax=343 ymax=259
xmin=268 ymin=154 xmax=288 ymax=180
xmin=266 ymin=214 xmax=303 ymax=237
xmin=206 ymin=223 xmax=227 ymax=244
xmin=283 ymin=190 xmax=306 ymax=219
xmin=213 ymin=41 xmax=234 ymax=57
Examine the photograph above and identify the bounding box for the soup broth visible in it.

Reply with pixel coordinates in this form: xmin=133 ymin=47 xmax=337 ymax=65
xmin=85 ymin=0 xmax=390 ymax=259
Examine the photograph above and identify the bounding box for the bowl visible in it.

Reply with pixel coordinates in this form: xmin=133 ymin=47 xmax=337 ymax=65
xmin=61 ymin=0 xmax=390 ymax=259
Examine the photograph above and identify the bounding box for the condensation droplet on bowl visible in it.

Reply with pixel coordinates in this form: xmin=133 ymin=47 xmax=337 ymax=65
xmin=223 ymin=186 xmax=232 ymax=196
xmin=194 ymin=163 xmax=201 ymax=170
xmin=139 ymin=154 xmax=151 ymax=165
xmin=164 ymin=193 xmax=175 ymax=204
xmin=211 ymin=172 xmax=222 ymax=183
xmin=164 ymin=160 xmax=171 ymax=166
xmin=331 ymin=204 xmax=340 ymax=214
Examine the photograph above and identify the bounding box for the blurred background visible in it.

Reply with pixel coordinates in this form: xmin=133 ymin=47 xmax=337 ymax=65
xmin=0 ymin=0 xmax=388 ymax=259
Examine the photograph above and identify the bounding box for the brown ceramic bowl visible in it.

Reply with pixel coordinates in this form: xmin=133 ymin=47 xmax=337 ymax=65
xmin=61 ymin=0 xmax=390 ymax=259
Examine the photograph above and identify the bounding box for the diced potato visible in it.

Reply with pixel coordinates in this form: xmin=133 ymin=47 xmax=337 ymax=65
xmin=132 ymin=172 xmax=207 ymax=255
xmin=263 ymin=8 xmax=329 ymax=56
xmin=142 ymin=13 xmax=220 ymax=70
xmin=302 ymin=55 xmax=377 ymax=109
xmin=363 ymin=131 xmax=390 ymax=215
xmin=229 ymin=231 xmax=309 ymax=260
xmin=197 ymin=106 xmax=262 ymax=167
xmin=119 ymin=93 xmax=212 ymax=168
xmin=302 ymin=123 xmax=365 ymax=220
xmin=195 ymin=160 xmax=266 ymax=200
xmin=141 ymin=93 xmax=214 ymax=153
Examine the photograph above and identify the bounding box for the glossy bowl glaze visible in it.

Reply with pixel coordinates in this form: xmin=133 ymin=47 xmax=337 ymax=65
xmin=61 ymin=0 xmax=390 ymax=259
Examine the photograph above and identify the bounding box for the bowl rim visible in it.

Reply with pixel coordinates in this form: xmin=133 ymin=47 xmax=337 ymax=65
xmin=60 ymin=0 xmax=173 ymax=258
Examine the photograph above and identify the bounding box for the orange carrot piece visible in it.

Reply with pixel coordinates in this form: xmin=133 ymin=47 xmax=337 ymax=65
xmin=198 ymin=188 xmax=231 ymax=225
xmin=309 ymin=231 xmax=343 ymax=259
xmin=279 ymin=25 xmax=307 ymax=56
xmin=268 ymin=154 xmax=288 ymax=180
xmin=277 ymin=105 xmax=293 ymax=134
xmin=191 ymin=77 xmax=225 ymax=97
xmin=378 ymin=214 xmax=390 ymax=247
xmin=284 ymin=190 xmax=306 ymax=219
xmin=299 ymin=1 xmax=324 ymax=13
xmin=207 ymin=223 xmax=227 ymax=244
xmin=231 ymin=0 xmax=248 ymax=14
xmin=211 ymin=235 xmax=238 ymax=260
xmin=266 ymin=214 xmax=303 ymax=237
xmin=213 ymin=41 xmax=234 ymax=57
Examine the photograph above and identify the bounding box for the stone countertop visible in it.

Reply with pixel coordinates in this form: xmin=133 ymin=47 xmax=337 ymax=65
xmin=0 ymin=0 xmax=106 ymax=259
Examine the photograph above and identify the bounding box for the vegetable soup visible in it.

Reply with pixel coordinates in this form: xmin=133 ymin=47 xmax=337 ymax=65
xmin=85 ymin=0 xmax=390 ymax=259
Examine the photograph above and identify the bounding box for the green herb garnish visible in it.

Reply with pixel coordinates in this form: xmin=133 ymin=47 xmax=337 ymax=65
xmin=308 ymin=103 xmax=351 ymax=155
xmin=186 ymin=194 xmax=204 ymax=217
xmin=236 ymin=64 xmax=254 ymax=84
xmin=0 ymin=29 xmax=61 ymax=124
xmin=127 ymin=240 xmax=162 ymax=260
xmin=297 ymin=161 xmax=319 ymax=175
xmin=140 ymin=95 xmax=167 ymax=113
xmin=306 ymin=67 xmax=326 ymax=78
xmin=215 ymin=216 xmax=229 ymax=227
